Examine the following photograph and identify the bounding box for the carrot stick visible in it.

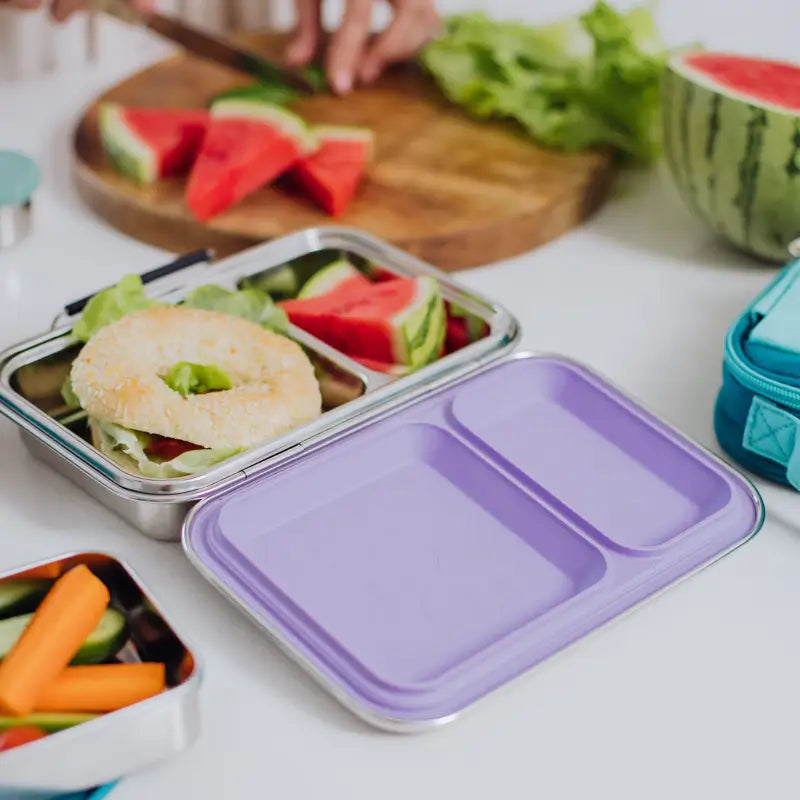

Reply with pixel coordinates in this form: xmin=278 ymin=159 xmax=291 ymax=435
xmin=0 ymin=565 xmax=110 ymax=716
xmin=35 ymin=663 xmax=166 ymax=712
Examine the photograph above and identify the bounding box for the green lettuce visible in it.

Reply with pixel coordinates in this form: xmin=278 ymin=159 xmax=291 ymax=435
xmin=163 ymin=362 xmax=232 ymax=397
xmin=94 ymin=420 xmax=242 ymax=479
xmin=71 ymin=274 xmax=159 ymax=343
xmin=60 ymin=375 xmax=81 ymax=409
xmin=182 ymin=284 xmax=288 ymax=333
xmin=420 ymin=1 xmax=668 ymax=162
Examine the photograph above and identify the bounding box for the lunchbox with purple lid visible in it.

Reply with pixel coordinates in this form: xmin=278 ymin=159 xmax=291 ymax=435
xmin=0 ymin=227 xmax=764 ymax=731
xmin=0 ymin=553 xmax=200 ymax=797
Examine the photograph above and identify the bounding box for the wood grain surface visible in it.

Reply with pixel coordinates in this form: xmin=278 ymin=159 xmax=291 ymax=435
xmin=72 ymin=32 xmax=616 ymax=271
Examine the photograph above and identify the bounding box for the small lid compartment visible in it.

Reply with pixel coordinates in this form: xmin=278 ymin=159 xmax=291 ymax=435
xmin=183 ymin=353 xmax=762 ymax=729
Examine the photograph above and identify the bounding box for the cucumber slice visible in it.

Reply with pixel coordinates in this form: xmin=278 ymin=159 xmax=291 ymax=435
xmin=0 ymin=608 xmax=127 ymax=664
xmin=0 ymin=580 xmax=50 ymax=619
xmin=0 ymin=713 xmax=98 ymax=733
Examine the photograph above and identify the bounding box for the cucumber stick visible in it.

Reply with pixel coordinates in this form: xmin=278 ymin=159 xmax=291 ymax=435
xmin=0 ymin=580 xmax=51 ymax=618
xmin=0 ymin=712 xmax=99 ymax=732
xmin=0 ymin=608 xmax=127 ymax=664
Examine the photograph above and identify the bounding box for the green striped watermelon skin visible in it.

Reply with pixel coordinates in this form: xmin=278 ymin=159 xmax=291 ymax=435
xmin=663 ymin=53 xmax=800 ymax=263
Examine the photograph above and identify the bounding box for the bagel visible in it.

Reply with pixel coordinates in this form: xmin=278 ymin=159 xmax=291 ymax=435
xmin=70 ymin=305 xmax=322 ymax=459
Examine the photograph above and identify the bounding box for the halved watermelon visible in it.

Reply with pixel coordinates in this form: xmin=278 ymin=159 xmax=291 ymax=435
xmin=297 ymin=258 xmax=370 ymax=299
xmin=291 ymin=126 xmax=374 ymax=217
xmin=664 ymin=52 xmax=800 ymax=262
xmin=281 ymin=276 xmax=445 ymax=370
xmin=186 ymin=99 xmax=315 ymax=221
xmin=98 ymin=103 xmax=209 ymax=184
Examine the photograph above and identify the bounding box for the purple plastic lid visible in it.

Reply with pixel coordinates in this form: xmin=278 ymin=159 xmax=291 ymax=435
xmin=183 ymin=355 xmax=762 ymax=729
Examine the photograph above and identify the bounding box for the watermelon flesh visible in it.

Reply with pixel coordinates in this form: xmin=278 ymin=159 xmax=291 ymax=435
xmin=684 ymin=53 xmax=800 ymax=111
xmin=99 ymin=103 xmax=209 ymax=184
xmin=186 ymin=99 xmax=314 ymax=221
xmin=291 ymin=126 xmax=373 ymax=217
xmin=281 ymin=276 xmax=446 ymax=369
xmin=664 ymin=51 xmax=800 ymax=263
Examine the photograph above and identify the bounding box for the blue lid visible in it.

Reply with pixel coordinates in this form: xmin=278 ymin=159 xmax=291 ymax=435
xmin=0 ymin=150 xmax=40 ymax=206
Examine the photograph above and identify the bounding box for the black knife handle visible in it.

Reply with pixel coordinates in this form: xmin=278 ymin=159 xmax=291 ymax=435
xmin=64 ymin=248 xmax=214 ymax=316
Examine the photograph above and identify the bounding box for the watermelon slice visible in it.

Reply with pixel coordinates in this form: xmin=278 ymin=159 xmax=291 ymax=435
xmin=281 ymin=276 xmax=446 ymax=370
xmin=186 ymin=99 xmax=316 ymax=221
xmin=291 ymin=126 xmax=374 ymax=217
xmin=297 ymin=258 xmax=370 ymax=299
xmin=445 ymin=302 xmax=489 ymax=353
xmin=351 ymin=356 xmax=413 ymax=377
xmin=98 ymin=103 xmax=209 ymax=185
xmin=664 ymin=52 xmax=800 ymax=262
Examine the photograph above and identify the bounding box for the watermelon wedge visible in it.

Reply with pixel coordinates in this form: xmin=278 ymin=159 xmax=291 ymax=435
xmin=186 ymin=99 xmax=316 ymax=221
xmin=664 ymin=52 xmax=800 ymax=262
xmin=297 ymin=258 xmax=370 ymax=299
xmin=291 ymin=126 xmax=374 ymax=217
xmin=98 ymin=103 xmax=209 ymax=184
xmin=445 ymin=302 xmax=489 ymax=353
xmin=351 ymin=356 xmax=413 ymax=377
xmin=281 ymin=276 xmax=446 ymax=370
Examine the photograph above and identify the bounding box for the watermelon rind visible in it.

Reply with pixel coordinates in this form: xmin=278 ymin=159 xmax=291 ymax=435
xmin=297 ymin=258 xmax=368 ymax=299
xmin=98 ymin=102 xmax=157 ymax=184
xmin=390 ymin=276 xmax=446 ymax=368
xmin=211 ymin=98 xmax=318 ymax=154
xmin=311 ymin=125 xmax=376 ymax=160
xmin=663 ymin=51 xmax=800 ymax=263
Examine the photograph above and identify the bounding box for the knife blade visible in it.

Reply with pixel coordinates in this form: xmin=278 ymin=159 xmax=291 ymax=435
xmin=98 ymin=1 xmax=318 ymax=94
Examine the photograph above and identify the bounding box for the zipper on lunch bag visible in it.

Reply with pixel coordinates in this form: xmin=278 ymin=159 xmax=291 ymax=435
xmin=723 ymin=325 xmax=800 ymax=410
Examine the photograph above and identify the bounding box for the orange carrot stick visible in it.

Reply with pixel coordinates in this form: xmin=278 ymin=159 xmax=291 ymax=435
xmin=0 ymin=565 xmax=110 ymax=716
xmin=35 ymin=663 xmax=166 ymax=713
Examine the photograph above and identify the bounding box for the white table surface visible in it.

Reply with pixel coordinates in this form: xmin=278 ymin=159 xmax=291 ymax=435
xmin=1 ymin=2 xmax=800 ymax=798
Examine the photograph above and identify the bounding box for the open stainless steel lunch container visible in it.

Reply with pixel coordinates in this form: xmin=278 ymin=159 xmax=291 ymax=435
xmin=0 ymin=552 xmax=200 ymax=796
xmin=0 ymin=227 xmax=519 ymax=541
xmin=0 ymin=227 xmax=765 ymax=735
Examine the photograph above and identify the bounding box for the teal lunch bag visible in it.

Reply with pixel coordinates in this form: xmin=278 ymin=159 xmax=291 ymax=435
xmin=715 ymin=246 xmax=800 ymax=490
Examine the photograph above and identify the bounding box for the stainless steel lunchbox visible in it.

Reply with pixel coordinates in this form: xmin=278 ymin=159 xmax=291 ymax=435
xmin=0 ymin=227 xmax=517 ymax=542
xmin=0 ymin=552 xmax=201 ymax=797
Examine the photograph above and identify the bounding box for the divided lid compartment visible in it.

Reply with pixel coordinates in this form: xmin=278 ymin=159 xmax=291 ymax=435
xmin=183 ymin=354 xmax=762 ymax=730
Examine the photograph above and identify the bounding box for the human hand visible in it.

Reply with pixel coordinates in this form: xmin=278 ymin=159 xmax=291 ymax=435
xmin=285 ymin=0 xmax=439 ymax=95
xmin=0 ymin=0 xmax=153 ymax=23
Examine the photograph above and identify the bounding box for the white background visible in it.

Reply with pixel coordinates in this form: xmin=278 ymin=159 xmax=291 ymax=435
xmin=1 ymin=0 xmax=800 ymax=798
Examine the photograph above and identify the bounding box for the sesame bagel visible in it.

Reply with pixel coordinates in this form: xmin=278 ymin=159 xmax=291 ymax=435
xmin=70 ymin=305 xmax=322 ymax=450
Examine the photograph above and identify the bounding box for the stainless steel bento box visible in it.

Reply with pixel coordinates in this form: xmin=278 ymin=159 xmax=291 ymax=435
xmin=0 ymin=228 xmax=519 ymax=541
xmin=0 ymin=552 xmax=200 ymax=796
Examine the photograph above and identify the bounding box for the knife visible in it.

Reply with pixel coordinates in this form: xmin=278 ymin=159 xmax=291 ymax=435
xmin=97 ymin=0 xmax=319 ymax=94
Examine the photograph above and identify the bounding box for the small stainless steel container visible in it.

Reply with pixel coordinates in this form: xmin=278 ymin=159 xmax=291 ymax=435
xmin=0 ymin=227 xmax=519 ymax=541
xmin=0 ymin=552 xmax=201 ymax=796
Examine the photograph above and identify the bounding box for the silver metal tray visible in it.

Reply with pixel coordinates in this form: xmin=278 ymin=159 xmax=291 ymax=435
xmin=0 ymin=227 xmax=520 ymax=540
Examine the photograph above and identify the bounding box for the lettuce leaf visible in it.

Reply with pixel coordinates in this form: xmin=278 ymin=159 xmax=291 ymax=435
xmin=71 ymin=274 xmax=159 ymax=343
xmin=420 ymin=1 xmax=669 ymax=162
xmin=163 ymin=362 xmax=232 ymax=397
xmin=182 ymin=284 xmax=289 ymax=333
xmin=60 ymin=375 xmax=81 ymax=409
xmin=94 ymin=420 xmax=242 ymax=478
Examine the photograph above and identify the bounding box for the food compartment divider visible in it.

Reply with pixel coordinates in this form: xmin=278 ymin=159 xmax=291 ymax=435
xmin=183 ymin=353 xmax=761 ymax=727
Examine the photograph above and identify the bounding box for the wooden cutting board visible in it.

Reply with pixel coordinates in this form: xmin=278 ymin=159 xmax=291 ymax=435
xmin=72 ymin=32 xmax=616 ymax=271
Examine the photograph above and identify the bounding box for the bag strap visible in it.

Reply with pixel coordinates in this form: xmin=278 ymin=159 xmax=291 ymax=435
xmin=743 ymin=395 xmax=800 ymax=490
